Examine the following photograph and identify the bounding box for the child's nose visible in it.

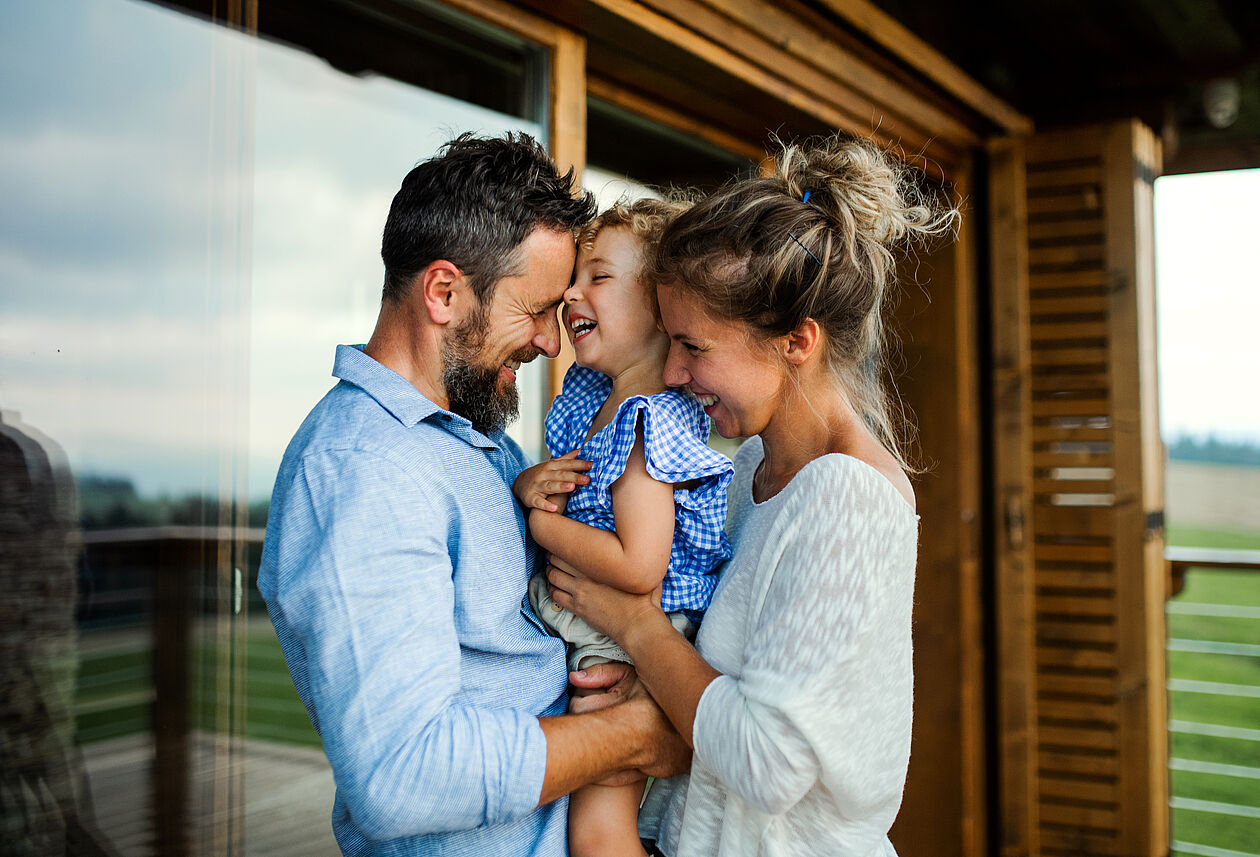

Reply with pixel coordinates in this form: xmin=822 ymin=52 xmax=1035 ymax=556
xmin=563 ymin=282 xmax=582 ymax=303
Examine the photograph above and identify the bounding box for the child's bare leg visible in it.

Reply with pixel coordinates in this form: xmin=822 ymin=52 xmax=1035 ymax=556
xmin=569 ymin=779 xmax=648 ymax=857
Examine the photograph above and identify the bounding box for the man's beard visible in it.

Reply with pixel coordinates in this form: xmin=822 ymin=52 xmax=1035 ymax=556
xmin=440 ymin=308 xmax=531 ymax=436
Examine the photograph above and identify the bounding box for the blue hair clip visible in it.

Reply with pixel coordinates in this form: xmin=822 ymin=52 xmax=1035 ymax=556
xmin=802 ymin=190 xmax=812 ymax=204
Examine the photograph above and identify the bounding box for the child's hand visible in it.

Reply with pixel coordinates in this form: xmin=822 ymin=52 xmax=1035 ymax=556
xmin=512 ymin=450 xmax=593 ymax=513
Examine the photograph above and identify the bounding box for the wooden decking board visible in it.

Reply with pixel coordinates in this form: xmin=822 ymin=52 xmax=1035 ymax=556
xmin=81 ymin=733 xmax=339 ymax=857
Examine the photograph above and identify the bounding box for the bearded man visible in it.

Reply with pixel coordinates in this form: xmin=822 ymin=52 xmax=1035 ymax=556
xmin=258 ymin=134 xmax=689 ymax=856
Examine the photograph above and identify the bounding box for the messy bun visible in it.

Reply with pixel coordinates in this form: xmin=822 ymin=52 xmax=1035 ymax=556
xmin=652 ymin=133 xmax=958 ymax=469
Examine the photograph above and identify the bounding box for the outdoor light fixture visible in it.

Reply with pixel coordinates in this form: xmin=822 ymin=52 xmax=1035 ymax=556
xmin=1203 ymin=77 xmax=1241 ymax=129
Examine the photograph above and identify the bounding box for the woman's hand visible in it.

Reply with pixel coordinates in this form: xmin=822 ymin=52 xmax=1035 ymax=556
xmin=546 ymin=553 xmax=665 ymax=645
xmin=512 ymin=450 xmax=592 ymax=513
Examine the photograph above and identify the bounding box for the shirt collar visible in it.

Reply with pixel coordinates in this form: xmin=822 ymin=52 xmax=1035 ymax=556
xmin=332 ymin=344 xmax=501 ymax=450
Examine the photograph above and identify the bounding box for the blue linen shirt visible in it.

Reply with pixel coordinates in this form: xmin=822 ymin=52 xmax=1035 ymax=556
xmin=545 ymin=364 xmax=733 ymax=616
xmin=258 ymin=344 xmax=569 ymax=856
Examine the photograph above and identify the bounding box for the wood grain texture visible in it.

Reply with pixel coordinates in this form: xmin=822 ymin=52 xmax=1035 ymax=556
xmin=1023 ymin=120 xmax=1168 ymax=857
xmin=988 ymin=135 xmax=1039 ymax=857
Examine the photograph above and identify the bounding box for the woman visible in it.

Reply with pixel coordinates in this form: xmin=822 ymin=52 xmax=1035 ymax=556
xmin=549 ymin=134 xmax=958 ymax=856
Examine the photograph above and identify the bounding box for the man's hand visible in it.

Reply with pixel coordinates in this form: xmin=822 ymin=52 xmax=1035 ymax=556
xmin=568 ymin=662 xmax=635 ymax=713
xmin=577 ymin=665 xmax=691 ymax=779
xmin=512 ymin=450 xmax=592 ymax=513
xmin=623 ymin=689 xmax=692 ymax=780
xmin=581 ymin=669 xmax=691 ymax=785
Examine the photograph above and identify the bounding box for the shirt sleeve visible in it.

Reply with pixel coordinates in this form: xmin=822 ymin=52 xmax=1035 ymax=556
xmin=608 ymin=396 xmax=732 ymax=489
xmin=690 ymin=465 xmax=912 ymax=816
xmin=267 ymin=448 xmax=547 ymax=840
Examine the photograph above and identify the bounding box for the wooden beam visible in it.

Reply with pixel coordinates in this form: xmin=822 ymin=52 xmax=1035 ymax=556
xmin=811 ymin=0 xmax=1032 ymax=134
xmin=583 ymin=0 xmax=958 ymax=177
xmin=434 ymin=0 xmax=578 ymax=48
xmin=987 ymin=134 xmax=1040 ymax=857
xmin=656 ymin=0 xmax=979 ymax=146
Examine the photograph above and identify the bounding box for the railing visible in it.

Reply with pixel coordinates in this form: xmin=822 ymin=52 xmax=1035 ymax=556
xmin=1165 ymin=547 xmax=1260 ymax=857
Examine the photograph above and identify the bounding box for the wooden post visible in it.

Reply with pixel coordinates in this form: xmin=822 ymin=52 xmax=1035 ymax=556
xmin=548 ymin=28 xmax=586 ymax=401
xmin=891 ymin=157 xmax=986 ymax=857
xmin=988 ymin=134 xmax=1040 ymax=857
xmin=1103 ymin=119 xmax=1168 ymax=857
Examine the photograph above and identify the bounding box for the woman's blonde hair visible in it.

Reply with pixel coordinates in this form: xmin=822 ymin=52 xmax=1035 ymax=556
xmin=651 ymin=134 xmax=959 ymax=470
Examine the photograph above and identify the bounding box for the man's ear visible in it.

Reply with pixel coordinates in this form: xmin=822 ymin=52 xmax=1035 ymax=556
xmin=418 ymin=260 xmax=466 ymax=325
xmin=783 ymin=317 xmax=822 ymax=366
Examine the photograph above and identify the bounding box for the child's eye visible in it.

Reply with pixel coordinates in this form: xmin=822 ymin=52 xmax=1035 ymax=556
xmin=591 ymin=273 xmax=610 ymax=282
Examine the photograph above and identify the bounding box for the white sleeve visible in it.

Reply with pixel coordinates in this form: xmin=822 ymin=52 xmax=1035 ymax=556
xmin=691 ymin=467 xmax=909 ymax=816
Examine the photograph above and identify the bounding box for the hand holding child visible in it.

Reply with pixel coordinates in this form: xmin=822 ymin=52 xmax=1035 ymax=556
xmin=513 ymin=450 xmax=593 ymax=513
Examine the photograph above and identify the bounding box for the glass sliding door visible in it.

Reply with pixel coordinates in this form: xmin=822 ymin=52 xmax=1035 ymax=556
xmin=0 ymin=0 xmax=558 ymax=853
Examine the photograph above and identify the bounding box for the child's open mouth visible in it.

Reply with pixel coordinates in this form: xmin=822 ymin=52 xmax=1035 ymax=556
xmin=570 ymin=317 xmax=597 ymax=343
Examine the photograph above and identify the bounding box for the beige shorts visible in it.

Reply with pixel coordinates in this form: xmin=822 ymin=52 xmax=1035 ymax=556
xmin=527 ymin=573 xmax=697 ymax=672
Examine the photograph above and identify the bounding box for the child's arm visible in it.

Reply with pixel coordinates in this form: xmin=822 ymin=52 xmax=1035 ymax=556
xmin=529 ymin=427 xmax=675 ymax=595
xmin=513 ymin=450 xmax=592 ymax=513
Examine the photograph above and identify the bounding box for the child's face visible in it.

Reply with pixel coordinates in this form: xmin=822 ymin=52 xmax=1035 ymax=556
xmin=562 ymin=226 xmax=665 ymax=377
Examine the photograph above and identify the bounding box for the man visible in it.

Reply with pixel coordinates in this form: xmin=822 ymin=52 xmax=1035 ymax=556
xmin=258 ymin=133 xmax=688 ymax=855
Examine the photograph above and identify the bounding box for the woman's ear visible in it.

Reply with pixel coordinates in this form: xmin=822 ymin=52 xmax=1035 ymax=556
xmin=783 ymin=318 xmax=822 ymax=366
xmin=419 ymin=260 xmax=465 ymax=325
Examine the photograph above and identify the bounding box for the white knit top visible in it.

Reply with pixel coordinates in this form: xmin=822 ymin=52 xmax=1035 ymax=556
xmin=639 ymin=436 xmax=919 ymax=857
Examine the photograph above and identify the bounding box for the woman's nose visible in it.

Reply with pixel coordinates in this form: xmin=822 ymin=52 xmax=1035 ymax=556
xmin=663 ymin=343 xmax=689 ymax=387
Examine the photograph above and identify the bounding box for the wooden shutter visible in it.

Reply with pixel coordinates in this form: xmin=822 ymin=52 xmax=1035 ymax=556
xmin=1000 ymin=119 xmax=1168 ymax=857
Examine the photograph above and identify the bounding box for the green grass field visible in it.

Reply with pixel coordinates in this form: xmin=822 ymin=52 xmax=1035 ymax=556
xmin=1165 ymin=523 xmax=1260 ymax=856
xmin=76 ymin=620 xmax=320 ymax=749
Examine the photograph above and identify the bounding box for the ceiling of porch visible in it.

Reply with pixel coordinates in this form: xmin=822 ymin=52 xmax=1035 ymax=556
xmin=857 ymin=0 xmax=1260 ymax=173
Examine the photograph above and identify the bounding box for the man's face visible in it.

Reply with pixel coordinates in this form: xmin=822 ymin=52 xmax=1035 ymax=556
xmin=441 ymin=227 xmax=575 ymax=434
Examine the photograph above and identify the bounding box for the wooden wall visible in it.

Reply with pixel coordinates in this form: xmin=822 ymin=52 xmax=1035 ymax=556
xmin=891 ymin=159 xmax=988 ymax=857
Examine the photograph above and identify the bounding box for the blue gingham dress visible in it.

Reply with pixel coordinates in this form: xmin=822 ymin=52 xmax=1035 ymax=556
xmin=545 ymin=364 xmax=734 ymax=616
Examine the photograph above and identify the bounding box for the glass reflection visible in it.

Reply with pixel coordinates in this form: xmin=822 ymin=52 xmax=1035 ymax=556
xmin=1 ymin=0 xmax=546 ymax=854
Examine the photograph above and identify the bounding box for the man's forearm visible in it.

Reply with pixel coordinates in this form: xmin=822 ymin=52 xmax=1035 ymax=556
xmin=536 ymin=696 xmax=688 ymax=806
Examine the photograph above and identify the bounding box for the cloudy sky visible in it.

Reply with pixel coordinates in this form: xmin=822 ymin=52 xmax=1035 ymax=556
xmin=0 ymin=0 xmax=545 ymax=499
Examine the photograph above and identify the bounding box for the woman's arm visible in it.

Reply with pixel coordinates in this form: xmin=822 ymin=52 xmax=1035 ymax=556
xmin=530 ymin=429 xmax=675 ymax=595
xmin=555 ymin=465 xmax=917 ymax=816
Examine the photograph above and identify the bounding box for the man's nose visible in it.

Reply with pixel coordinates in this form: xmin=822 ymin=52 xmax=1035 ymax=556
xmin=663 ymin=343 xmax=689 ymax=386
xmin=536 ymin=311 xmax=562 ymax=359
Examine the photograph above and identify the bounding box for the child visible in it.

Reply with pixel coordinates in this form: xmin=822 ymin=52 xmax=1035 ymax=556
xmin=513 ymin=199 xmax=734 ymax=857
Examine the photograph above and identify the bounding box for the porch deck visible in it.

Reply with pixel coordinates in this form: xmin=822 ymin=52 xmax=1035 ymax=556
xmin=83 ymin=733 xmax=339 ymax=857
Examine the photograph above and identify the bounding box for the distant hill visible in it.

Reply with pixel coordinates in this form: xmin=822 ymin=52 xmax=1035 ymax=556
xmin=1167 ymin=435 xmax=1260 ymax=468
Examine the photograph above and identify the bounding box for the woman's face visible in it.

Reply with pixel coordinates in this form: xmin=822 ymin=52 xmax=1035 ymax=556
xmin=658 ymin=282 xmax=785 ymax=439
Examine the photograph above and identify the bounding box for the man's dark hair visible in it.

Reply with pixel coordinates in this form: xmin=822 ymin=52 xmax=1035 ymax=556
xmin=381 ymin=132 xmax=596 ymax=303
